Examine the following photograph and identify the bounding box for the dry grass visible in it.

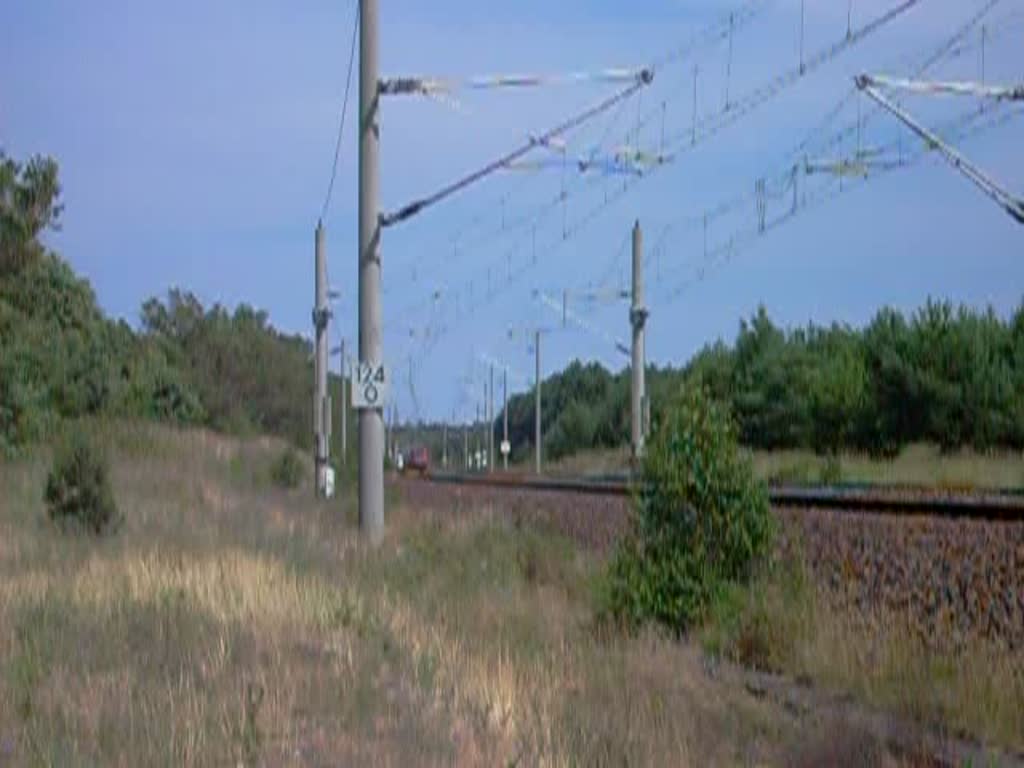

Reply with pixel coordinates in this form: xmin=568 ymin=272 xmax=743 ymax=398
xmin=372 ymin=510 xmax=795 ymax=765
xmin=544 ymin=446 xmax=632 ymax=478
xmin=2 ymin=421 xmax=1013 ymax=764
xmin=701 ymin=558 xmax=1024 ymax=754
xmin=0 ymin=421 xmax=804 ymax=766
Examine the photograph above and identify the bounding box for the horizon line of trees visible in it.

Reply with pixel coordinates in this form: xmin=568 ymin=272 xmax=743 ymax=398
xmin=490 ymin=300 xmax=1024 ymax=462
xmin=1 ymin=151 xmax=352 ymax=457
xmin=5 ymin=151 xmax=1023 ymax=462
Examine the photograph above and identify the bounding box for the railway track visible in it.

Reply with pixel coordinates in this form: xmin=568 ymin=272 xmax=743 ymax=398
xmin=412 ymin=472 xmax=1024 ymax=650
xmin=424 ymin=471 xmax=1024 ymax=521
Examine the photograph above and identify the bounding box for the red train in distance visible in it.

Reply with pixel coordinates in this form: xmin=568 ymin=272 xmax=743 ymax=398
xmin=401 ymin=446 xmax=430 ymax=476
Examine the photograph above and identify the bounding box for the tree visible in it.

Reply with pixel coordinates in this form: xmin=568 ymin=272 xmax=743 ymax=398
xmin=138 ymin=290 xmax=315 ymax=447
xmin=607 ymin=385 xmax=773 ymax=630
xmin=685 ymin=341 xmax=734 ymax=406
xmin=547 ymin=400 xmax=598 ymax=460
xmin=806 ymin=325 xmax=869 ymax=455
xmin=1011 ymin=301 xmax=1024 ymax=448
xmin=861 ymin=307 xmax=917 ymax=457
xmin=731 ymin=306 xmax=810 ymax=449
xmin=0 ymin=152 xmax=62 ymax=275
xmin=954 ymin=307 xmax=1015 ymax=450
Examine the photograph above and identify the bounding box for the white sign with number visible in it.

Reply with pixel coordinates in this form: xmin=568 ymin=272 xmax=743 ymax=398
xmin=352 ymin=362 xmax=388 ymax=409
xmin=500 ymin=440 xmax=511 ymax=456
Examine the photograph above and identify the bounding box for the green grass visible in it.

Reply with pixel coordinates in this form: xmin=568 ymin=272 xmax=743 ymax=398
xmin=751 ymin=443 xmax=1024 ymax=490
xmin=546 ymin=442 xmax=1024 ymax=490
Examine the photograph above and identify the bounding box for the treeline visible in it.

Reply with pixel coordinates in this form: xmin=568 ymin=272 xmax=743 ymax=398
xmin=6 ymin=151 xmax=1024 ymax=462
xmin=139 ymin=289 xmax=334 ymax=448
xmin=1 ymin=151 xmax=346 ymax=456
xmin=501 ymin=302 xmax=1024 ymax=461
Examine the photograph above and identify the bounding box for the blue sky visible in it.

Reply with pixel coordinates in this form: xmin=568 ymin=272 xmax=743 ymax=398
xmin=3 ymin=0 xmax=1022 ymax=423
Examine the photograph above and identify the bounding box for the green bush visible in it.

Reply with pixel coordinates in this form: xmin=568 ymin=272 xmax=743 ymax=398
xmin=44 ymin=429 xmax=120 ymax=534
xmin=606 ymin=385 xmax=773 ymax=632
xmin=700 ymin=555 xmax=813 ymax=672
xmin=270 ymin=447 xmax=303 ymax=490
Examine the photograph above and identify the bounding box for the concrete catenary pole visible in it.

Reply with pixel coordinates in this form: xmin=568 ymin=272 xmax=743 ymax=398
xmin=535 ymin=329 xmax=542 ymax=475
xmin=463 ymin=421 xmax=469 ymax=470
xmin=476 ymin=402 xmax=482 ymax=471
xmin=488 ymin=364 xmax=495 ymax=473
xmin=358 ymin=0 xmax=384 ymax=538
xmin=631 ymin=220 xmax=648 ymax=462
xmin=314 ymin=221 xmax=330 ymax=496
xmin=502 ymin=367 xmax=509 ymax=471
xmin=340 ymin=338 xmax=347 ymax=467
xmin=442 ymin=422 xmax=448 ymax=468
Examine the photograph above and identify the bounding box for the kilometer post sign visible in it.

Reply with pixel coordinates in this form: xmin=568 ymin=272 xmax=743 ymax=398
xmin=352 ymin=362 xmax=388 ymax=410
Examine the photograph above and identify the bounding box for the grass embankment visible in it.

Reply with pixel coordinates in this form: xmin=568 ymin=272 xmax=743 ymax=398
xmin=1 ymin=422 xmax=1020 ymax=763
xmin=0 ymin=422 xmax=793 ymax=765
xmin=547 ymin=443 xmax=1024 ymax=490
xmin=701 ymin=558 xmax=1024 ymax=752
xmin=752 ymin=443 xmax=1024 ymax=490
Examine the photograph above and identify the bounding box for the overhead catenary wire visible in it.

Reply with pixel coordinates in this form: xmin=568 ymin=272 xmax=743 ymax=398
xmin=593 ymin=0 xmax=1012 ymax=271
xmin=858 ymin=74 xmax=1024 ymax=101
xmin=650 ymin=0 xmax=767 ymax=72
xmin=380 ymin=71 xmax=654 ymax=228
xmin=385 ymin=0 xmax=1010 ymax=375
xmin=535 ymin=290 xmax=631 ymax=358
xmin=386 ymin=14 xmax=1018 ymax=432
xmin=395 ymin=89 xmax=1019 ymax=397
xmin=379 ymin=67 xmax=648 ymax=96
xmin=658 ymin=103 xmax=1023 ymax=300
xmin=613 ymin=0 xmax=920 ymax=164
xmin=790 ymin=0 xmax=1005 ymax=166
xmin=659 ymin=0 xmax=926 ymax=153
xmin=427 ymin=0 xmax=925 ymax=305
xmin=434 ymin=0 xmax=769 ymax=264
xmin=439 ymin=65 xmax=657 ymax=260
xmin=320 ymin=1 xmax=360 ymax=222
xmin=548 ymin=8 xmax=1021 ymax=310
xmin=857 ymin=77 xmax=1024 ymax=223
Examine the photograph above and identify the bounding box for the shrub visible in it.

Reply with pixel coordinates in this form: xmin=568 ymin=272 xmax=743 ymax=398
xmin=701 ymin=556 xmax=812 ymax=672
xmin=270 ymin=447 xmax=303 ymax=490
xmin=606 ymin=385 xmax=773 ymax=632
xmin=44 ymin=429 xmax=120 ymax=534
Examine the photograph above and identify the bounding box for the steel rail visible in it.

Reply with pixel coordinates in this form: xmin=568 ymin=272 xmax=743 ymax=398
xmin=423 ymin=471 xmax=1024 ymax=521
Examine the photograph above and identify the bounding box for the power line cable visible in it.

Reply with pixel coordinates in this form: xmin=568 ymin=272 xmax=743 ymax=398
xmin=432 ymin=0 xmax=768 ymax=264
xmin=660 ymin=0 xmax=926 ymax=152
xmin=659 ymin=104 xmax=1022 ymax=299
xmin=440 ymin=0 xmax=924 ymax=306
xmin=384 ymin=0 xmax=965 ymax=357
xmin=791 ymin=0 xmax=1004 ymax=166
xmin=585 ymin=0 xmax=1012 ymax=276
xmin=380 ymin=71 xmax=653 ymax=228
xmin=321 ymin=1 xmax=360 ymax=222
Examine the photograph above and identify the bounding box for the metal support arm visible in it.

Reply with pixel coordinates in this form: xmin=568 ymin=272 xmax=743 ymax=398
xmin=856 ymin=76 xmax=1024 ymax=225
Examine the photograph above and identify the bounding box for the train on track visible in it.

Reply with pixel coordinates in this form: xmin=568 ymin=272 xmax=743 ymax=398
xmin=396 ymin=446 xmax=430 ymax=477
